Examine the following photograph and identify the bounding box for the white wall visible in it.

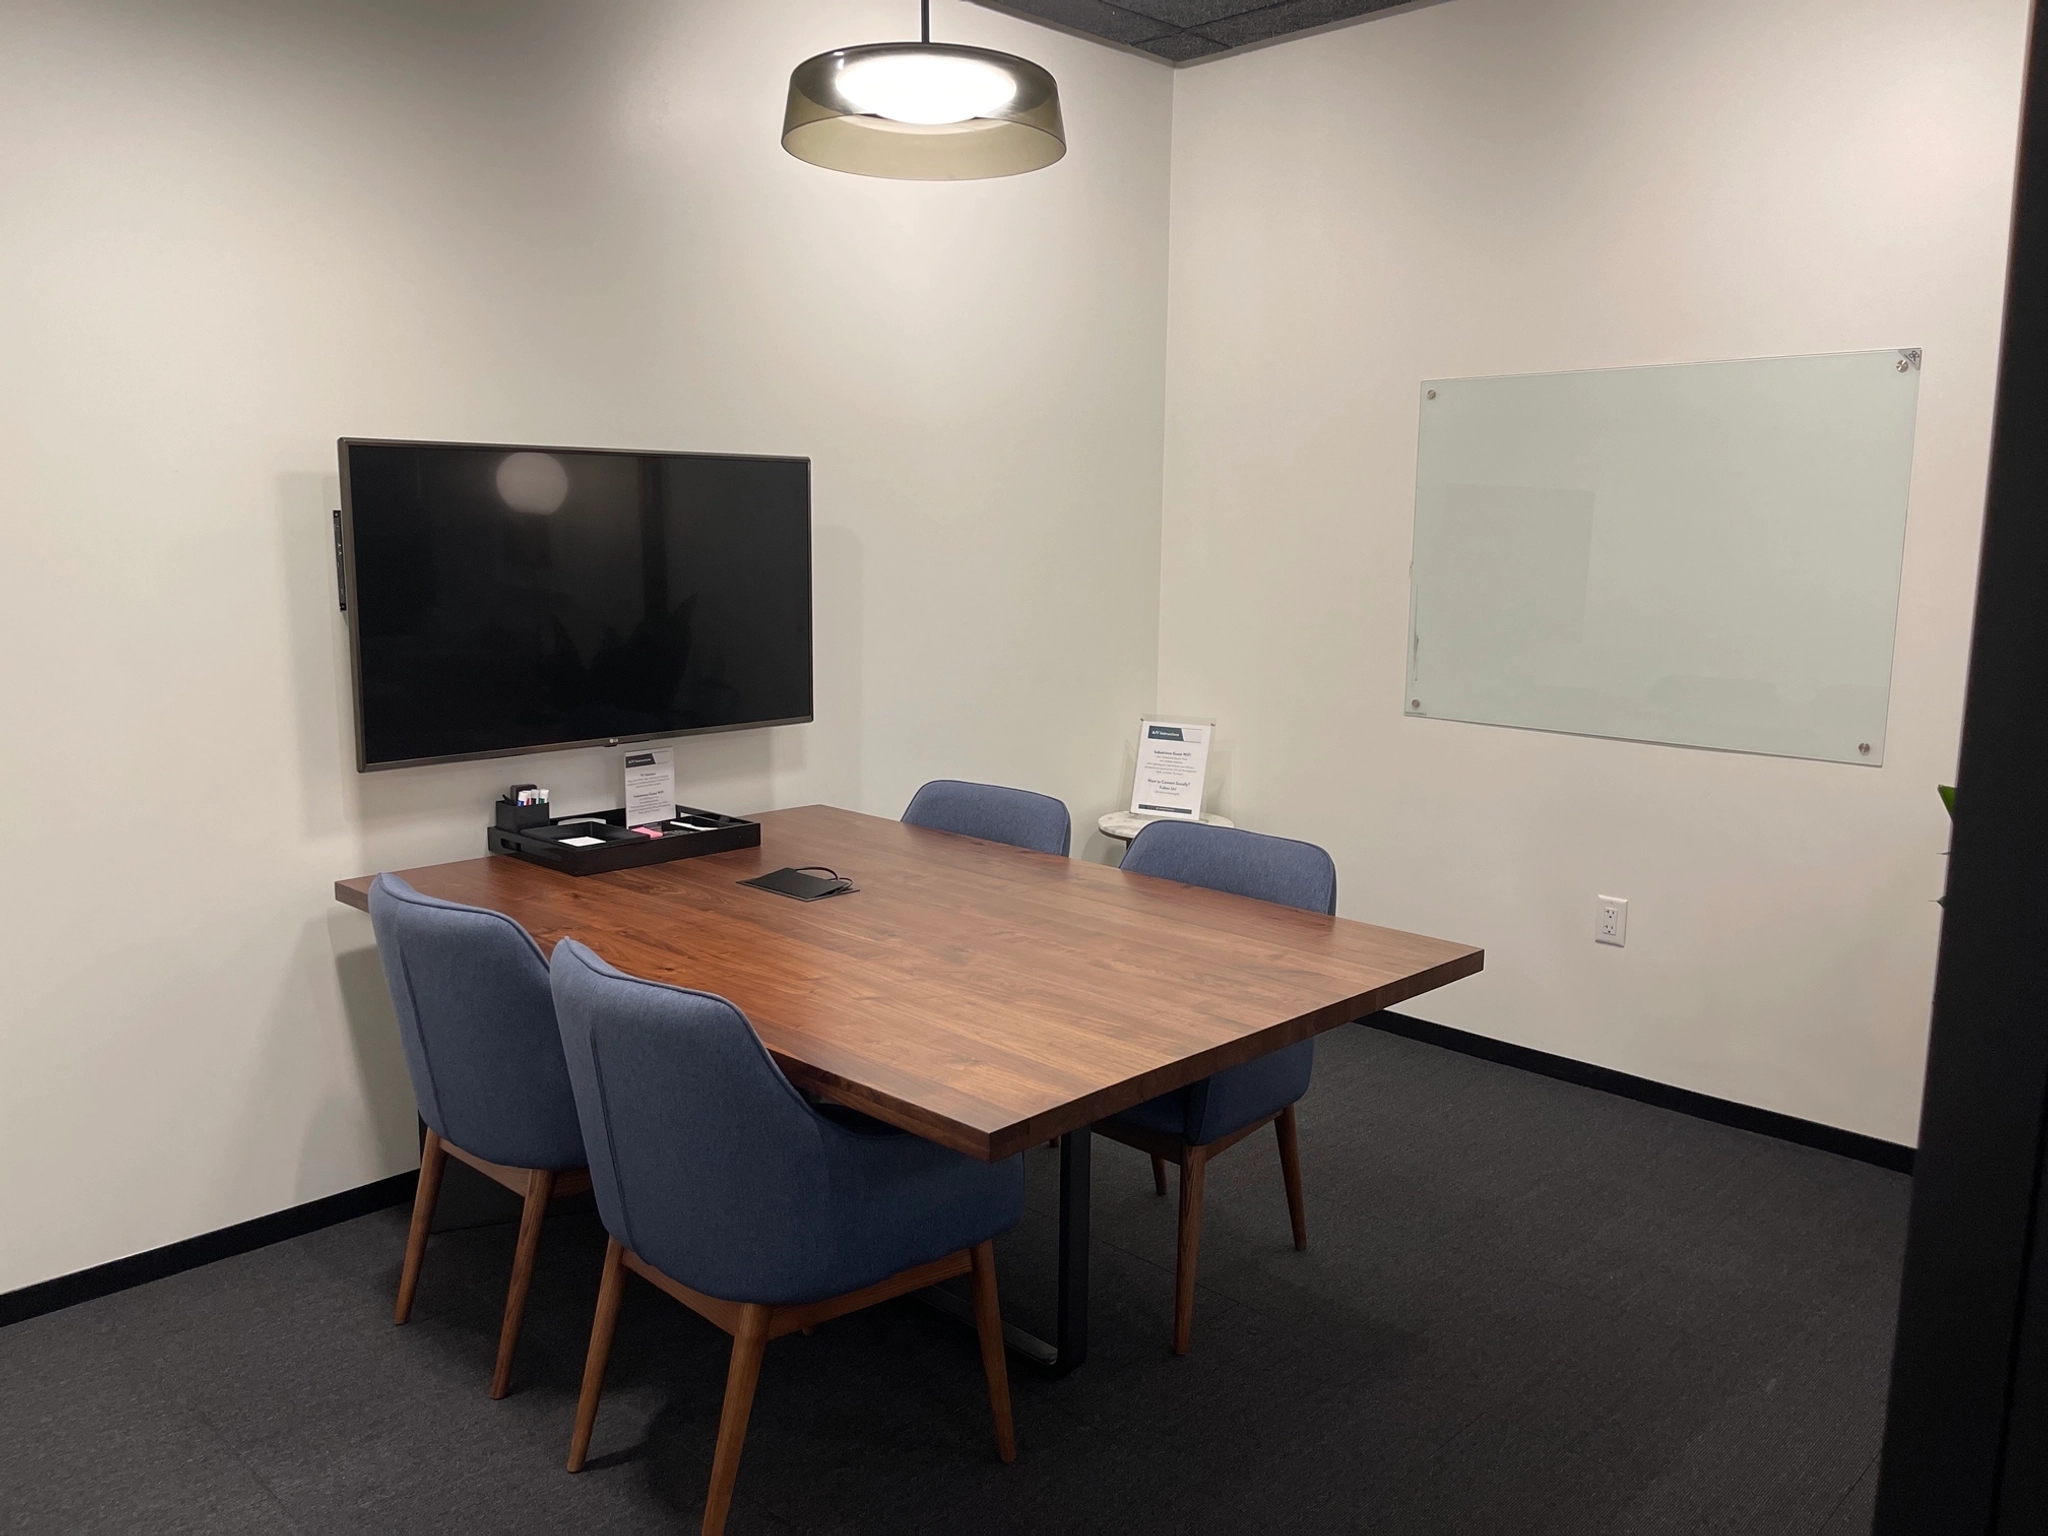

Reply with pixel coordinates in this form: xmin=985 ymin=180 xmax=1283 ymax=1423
xmin=0 ymin=0 xmax=1172 ymax=1292
xmin=1156 ymin=0 xmax=2027 ymax=1143
xmin=1 ymin=0 xmax=2023 ymax=1294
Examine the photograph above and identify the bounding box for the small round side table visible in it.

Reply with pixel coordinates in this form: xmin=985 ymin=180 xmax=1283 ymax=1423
xmin=1098 ymin=810 xmax=1236 ymax=845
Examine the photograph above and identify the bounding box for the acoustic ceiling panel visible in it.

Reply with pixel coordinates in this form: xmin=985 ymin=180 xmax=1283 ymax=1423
xmin=979 ymin=0 xmax=1415 ymax=61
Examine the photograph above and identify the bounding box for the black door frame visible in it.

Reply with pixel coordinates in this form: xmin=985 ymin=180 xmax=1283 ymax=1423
xmin=1873 ymin=2 xmax=2048 ymax=1529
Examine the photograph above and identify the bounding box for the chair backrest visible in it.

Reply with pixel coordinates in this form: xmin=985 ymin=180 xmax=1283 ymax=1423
xmin=550 ymin=938 xmax=855 ymax=1301
xmin=902 ymin=779 xmax=1071 ymax=857
xmin=367 ymin=874 xmax=583 ymax=1171
xmin=1120 ymin=821 xmax=1337 ymax=915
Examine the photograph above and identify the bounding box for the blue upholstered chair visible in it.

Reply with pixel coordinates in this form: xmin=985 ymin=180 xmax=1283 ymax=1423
xmin=1100 ymin=820 xmax=1337 ymax=1354
xmin=367 ymin=874 xmax=589 ymax=1399
xmin=902 ymin=778 xmax=1071 ymax=857
xmin=550 ymin=939 xmax=1025 ymax=1534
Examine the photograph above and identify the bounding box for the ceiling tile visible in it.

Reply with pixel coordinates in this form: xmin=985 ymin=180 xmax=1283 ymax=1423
xmin=973 ymin=0 xmax=1178 ymax=46
xmin=1111 ymin=0 xmax=1260 ymax=26
xmin=1138 ymin=29 xmax=1231 ymax=59
xmin=1193 ymin=0 xmax=1412 ymax=49
xmin=979 ymin=0 xmax=1424 ymax=61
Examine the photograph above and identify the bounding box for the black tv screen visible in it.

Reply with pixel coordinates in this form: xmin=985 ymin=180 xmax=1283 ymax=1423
xmin=340 ymin=439 xmax=812 ymax=770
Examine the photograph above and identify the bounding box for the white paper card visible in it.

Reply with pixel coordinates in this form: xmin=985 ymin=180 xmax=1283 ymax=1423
xmin=622 ymin=746 xmax=675 ymax=829
xmin=1130 ymin=720 xmax=1211 ymax=819
xmin=560 ymin=836 xmax=605 ymax=848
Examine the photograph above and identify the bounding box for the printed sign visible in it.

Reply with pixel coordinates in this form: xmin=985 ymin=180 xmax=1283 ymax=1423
xmin=1130 ymin=719 xmax=1211 ymax=819
xmin=623 ymin=746 xmax=676 ymax=829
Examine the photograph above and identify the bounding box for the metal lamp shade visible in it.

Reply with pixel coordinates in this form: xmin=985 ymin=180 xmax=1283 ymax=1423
xmin=782 ymin=43 xmax=1065 ymax=181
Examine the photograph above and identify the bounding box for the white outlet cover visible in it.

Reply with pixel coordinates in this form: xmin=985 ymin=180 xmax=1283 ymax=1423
xmin=1596 ymin=895 xmax=1628 ymax=947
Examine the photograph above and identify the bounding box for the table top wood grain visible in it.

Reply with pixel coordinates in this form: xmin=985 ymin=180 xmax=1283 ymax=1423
xmin=336 ymin=805 xmax=1482 ymax=1161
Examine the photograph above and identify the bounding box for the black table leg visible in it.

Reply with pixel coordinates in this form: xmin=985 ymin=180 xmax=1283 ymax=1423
xmin=1050 ymin=1126 xmax=1091 ymax=1375
xmin=918 ymin=1126 xmax=1092 ymax=1376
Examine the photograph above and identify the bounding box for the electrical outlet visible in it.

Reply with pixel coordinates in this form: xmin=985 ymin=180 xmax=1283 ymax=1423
xmin=1596 ymin=895 xmax=1628 ymax=947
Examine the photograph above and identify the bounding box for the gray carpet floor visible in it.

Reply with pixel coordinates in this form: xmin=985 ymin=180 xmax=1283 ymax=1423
xmin=0 ymin=1024 xmax=1908 ymax=1534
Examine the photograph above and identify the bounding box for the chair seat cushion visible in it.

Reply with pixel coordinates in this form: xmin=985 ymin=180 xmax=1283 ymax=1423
xmin=818 ymin=1132 xmax=1025 ymax=1304
xmin=1110 ymin=1038 xmax=1316 ymax=1147
xmin=809 ymin=1098 xmax=900 ymax=1136
xmin=552 ymin=939 xmax=1025 ymax=1308
xmin=1117 ymin=1087 xmax=1193 ymax=1138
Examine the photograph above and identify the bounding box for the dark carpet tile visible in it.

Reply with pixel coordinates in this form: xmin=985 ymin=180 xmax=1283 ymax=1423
xmin=0 ymin=1315 xmax=298 ymax=1535
xmin=0 ymin=1023 xmax=1908 ymax=1534
xmin=1815 ymin=1456 xmax=1880 ymax=1536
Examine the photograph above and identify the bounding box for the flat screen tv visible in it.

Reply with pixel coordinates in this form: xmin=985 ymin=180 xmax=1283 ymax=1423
xmin=339 ymin=439 xmax=812 ymax=771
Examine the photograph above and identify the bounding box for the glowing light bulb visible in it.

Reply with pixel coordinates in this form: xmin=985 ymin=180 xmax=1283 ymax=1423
xmin=836 ymin=51 xmax=1018 ymax=125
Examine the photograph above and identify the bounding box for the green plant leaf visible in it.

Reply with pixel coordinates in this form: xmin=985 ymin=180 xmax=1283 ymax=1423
xmin=1939 ymin=784 xmax=1956 ymax=817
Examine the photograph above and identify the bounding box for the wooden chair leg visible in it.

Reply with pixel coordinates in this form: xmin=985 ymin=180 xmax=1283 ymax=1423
xmin=702 ymin=1304 xmax=772 ymax=1536
xmin=490 ymin=1167 xmax=555 ymax=1399
xmin=568 ymin=1238 xmax=627 ymax=1473
xmin=395 ymin=1129 xmax=447 ymax=1325
xmin=968 ymin=1240 xmax=1018 ymax=1463
xmin=1275 ymin=1103 xmax=1308 ymax=1252
xmin=1173 ymin=1145 xmax=1208 ymax=1356
xmin=1150 ymin=1153 xmax=1167 ymax=1197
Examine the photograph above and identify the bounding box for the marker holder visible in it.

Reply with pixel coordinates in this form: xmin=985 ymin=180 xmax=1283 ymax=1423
xmin=487 ymin=804 xmax=761 ymax=877
xmin=494 ymin=797 xmax=555 ymax=832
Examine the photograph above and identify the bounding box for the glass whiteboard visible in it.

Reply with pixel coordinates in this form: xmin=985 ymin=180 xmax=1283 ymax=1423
xmin=1406 ymin=350 xmax=1921 ymax=765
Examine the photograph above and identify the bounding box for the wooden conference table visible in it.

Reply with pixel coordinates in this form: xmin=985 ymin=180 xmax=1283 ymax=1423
xmin=335 ymin=804 xmax=1482 ymax=1373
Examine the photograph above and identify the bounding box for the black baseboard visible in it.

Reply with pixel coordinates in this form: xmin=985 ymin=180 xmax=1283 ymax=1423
xmin=0 ymin=1019 xmax=1912 ymax=1330
xmin=0 ymin=1172 xmax=417 ymax=1330
xmin=1366 ymin=1011 xmax=1914 ymax=1174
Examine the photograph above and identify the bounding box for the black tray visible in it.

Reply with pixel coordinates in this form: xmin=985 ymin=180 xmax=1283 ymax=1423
xmin=487 ymin=804 xmax=760 ymax=876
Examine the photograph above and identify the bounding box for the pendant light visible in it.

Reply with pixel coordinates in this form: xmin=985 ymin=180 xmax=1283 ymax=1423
xmin=782 ymin=1 xmax=1065 ymax=180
